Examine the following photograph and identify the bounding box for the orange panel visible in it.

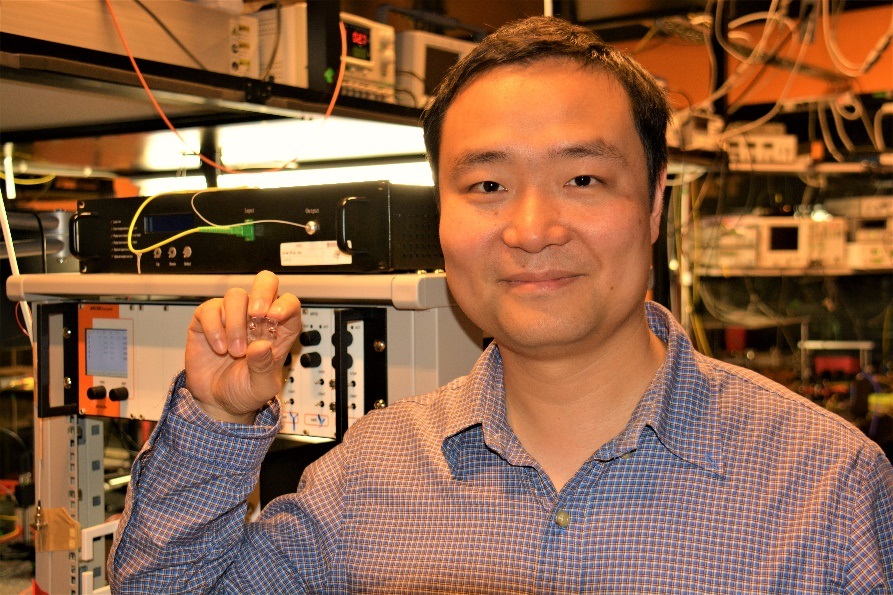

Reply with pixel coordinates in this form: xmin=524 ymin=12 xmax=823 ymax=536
xmin=78 ymin=303 xmax=122 ymax=418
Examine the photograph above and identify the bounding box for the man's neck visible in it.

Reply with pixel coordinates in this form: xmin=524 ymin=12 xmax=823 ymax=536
xmin=500 ymin=322 xmax=667 ymax=492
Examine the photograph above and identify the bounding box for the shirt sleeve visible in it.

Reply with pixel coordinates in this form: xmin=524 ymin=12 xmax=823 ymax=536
xmin=107 ymin=370 xmax=340 ymax=593
xmin=847 ymin=446 xmax=893 ymax=593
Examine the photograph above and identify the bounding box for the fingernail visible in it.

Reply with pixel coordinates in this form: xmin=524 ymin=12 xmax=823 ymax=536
xmin=232 ymin=338 xmax=246 ymax=356
xmin=250 ymin=299 xmax=265 ymax=314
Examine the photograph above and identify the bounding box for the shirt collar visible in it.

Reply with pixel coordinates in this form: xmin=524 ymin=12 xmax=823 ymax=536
xmin=621 ymin=302 xmax=724 ymax=475
xmin=440 ymin=345 xmax=540 ymax=471
xmin=440 ymin=302 xmax=724 ymax=476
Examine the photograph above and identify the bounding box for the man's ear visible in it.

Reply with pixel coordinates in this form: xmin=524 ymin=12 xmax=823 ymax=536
xmin=650 ymin=167 xmax=667 ymax=244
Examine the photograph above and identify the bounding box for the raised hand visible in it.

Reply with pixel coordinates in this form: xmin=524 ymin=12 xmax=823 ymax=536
xmin=184 ymin=270 xmax=302 ymax=423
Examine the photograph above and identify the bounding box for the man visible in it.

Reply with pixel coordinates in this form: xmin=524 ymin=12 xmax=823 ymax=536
xmin=110 ymin=16 xmax=893 ymax=593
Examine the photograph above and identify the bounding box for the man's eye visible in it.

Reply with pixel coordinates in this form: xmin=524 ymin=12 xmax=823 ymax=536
xmin=473 ymin=181 xmax=504 ymax=193
xmin=567 ymin=175 xmax=596 ymax=187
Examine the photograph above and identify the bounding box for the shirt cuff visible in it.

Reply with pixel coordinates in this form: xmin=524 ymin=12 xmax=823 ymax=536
xmin=150 ymin=370 xmax=282 ymax=473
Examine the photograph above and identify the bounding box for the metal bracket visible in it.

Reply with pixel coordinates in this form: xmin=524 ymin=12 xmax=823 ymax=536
xmin=244 ymin=79 xmax=274 ymax=105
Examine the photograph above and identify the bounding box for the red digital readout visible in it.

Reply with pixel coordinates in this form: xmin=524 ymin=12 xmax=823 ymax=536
xmin=351 ymin=30 xmax=369 ymax=47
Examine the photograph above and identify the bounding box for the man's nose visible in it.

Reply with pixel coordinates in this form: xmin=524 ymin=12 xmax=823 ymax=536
xmin=500 ymin=188 xmax=571 ymax=253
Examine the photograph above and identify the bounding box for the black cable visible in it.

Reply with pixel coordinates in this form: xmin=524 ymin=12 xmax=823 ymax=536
xmin=395 ymin=68 xmax=426 ymax=85
xmin=393 ymin=87 xmax=421 ymax=108
xmin=132 ymin=0 xmax=209 ymax=70
xmin=0 ymin=425 xmax=31 ymax=482
xmin=260 ymin=0 xmax=282 ymax=82
xmin=6 ymin=210 xmax=47 ymax=273
xmin=31 ymin=211 xmax=46 ymax=274
xmin=0 ymin=427 xmax=26 ymax=452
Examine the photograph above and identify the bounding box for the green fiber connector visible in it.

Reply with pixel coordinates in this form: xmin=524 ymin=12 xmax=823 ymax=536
xmin=197 ymin=221 xmax=255 ymax=241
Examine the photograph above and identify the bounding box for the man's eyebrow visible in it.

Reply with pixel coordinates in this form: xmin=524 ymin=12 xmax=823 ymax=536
xmin=552 ymin=141 xmax=629 ymax=165
xmin=450 ymin=141 xmax=630 ymax=172
xmin=451 ymin=149 xmax=509 ymax=172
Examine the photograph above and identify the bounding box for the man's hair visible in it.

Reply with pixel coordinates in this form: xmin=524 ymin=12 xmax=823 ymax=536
xmin=421 ymin=16 xmax=671 ymax=202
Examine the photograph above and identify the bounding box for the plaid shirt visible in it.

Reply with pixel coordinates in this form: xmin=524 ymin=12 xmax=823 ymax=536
xmin=110 ymin=302 xmax=893 ymax=594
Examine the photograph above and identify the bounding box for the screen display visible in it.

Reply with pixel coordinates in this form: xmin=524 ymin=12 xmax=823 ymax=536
xmin=345 ymin=22 xmax=371 ymax=61
xmin=86 ymin=328 xmax=128 ymax=378
xmin=144 ymin=212 xmax=194 ymax=234
xmin=424 ymin=47 xmax=461 ymax=96
xmin=769 ymin=226 xmax=799 ymax=251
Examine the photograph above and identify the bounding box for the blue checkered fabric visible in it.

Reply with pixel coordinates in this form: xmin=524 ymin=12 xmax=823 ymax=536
xmin=109 ymin=302 xmax=893 ymax=594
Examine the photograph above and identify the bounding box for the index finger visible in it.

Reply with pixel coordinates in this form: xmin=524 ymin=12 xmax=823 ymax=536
xmin=246 ymin=270 xmax=280 ymax=318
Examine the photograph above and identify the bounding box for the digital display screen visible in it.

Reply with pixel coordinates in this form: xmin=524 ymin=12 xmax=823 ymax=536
xmin=86 ymin=328 xmax=128 ymax=378
xmin=769 ymin=226 xmax=799 ymax=251
xmin=144 ymin=212 xmax=194 ymax=234
xmin=425 ymin=47 xmax=461 ymax=96
xmin=345 ymin=22 xmax=371 ymax=61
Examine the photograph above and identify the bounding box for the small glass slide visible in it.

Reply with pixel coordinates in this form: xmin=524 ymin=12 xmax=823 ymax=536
xmin=246 ymin=315 xmax=278 ymax=343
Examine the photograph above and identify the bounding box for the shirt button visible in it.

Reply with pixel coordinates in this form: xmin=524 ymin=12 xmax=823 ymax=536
xmin=555 ymin=509 xmax=571 ymax=528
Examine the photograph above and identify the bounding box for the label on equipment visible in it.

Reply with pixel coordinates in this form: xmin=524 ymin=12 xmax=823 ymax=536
xmin=280 ymin=241 xmax=352 ymax=266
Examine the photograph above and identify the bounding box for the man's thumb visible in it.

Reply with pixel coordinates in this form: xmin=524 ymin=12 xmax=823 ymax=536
xmin=248 ymin=342 xmax=277 ymax=372
xmin=246 ymin=343 xmax=280 ymax=397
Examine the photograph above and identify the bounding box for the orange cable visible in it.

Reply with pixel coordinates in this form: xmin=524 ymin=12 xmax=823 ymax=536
xmin=103 ymin=0 xmax=348 ymax=175
xmin=14 ymin=301 xmax=29 ymax=339
xmin=326 ymin=22 xmax=348 ymax=118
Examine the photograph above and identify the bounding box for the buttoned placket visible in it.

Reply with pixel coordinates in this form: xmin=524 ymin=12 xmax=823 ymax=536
xmin=525 ymin=457 xmax=611 ymax=595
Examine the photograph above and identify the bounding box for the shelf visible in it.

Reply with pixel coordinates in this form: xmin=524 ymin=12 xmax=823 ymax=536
xmin=694 ymin=266 xmax=893 ymax=277
xmin=726 ymin=159 xmax=892 ymax=175
xmin=0 ymin=34 xmax=425 ymax=178
xmin=0 ymin=33 xmax=423 ymax=137
xmin=5 ymin=272 xmax=454 ymax=310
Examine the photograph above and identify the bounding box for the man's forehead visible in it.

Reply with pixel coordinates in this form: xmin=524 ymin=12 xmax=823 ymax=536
xmin=452 ymin=57 xmax=617 ymax=96
xmin=439 ymin=62 xmax=638 ymax=158
xmin=442 ymin=59 xmax=628 ymax=124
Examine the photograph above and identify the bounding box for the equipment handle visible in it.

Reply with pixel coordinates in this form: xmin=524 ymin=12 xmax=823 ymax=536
xmin=68 ymin=211 xmax=91 ymax=259
xmin=337 ymin=196 xmax=367 ymax=254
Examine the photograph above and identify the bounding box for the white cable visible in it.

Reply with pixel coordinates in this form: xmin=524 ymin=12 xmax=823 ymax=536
xmin=2 ymin=142 xmax=15 ymax=200
xmin=703 ymin=19 xmax=718 ymax=105
xmin=854 ymin=96 xmax=880 ymax=150
xmin=818 ymin=101 xmax=847 ymax=162
xmin=873 ymin=103 xmax=893 ymax=151
xmin=632 ymin=21 xmax=663 ymax=55
xmin=835 ymin=94 xmax=880 ymax=149
xmin=720 ymin=14 xmax=812 ymax=141
xmin=821 ymin=0 xmax=893 ymax=77
xmin=686 ymin=3 xmax=793 ymax=116
xmin=725 ymin=15 xmax=800 ymax=112
xmin=0 ymin=145 xmax=33 ymax=339
xmin=188 ymin=188 xmax=312 ymax=230
xmin=715 ymin=0 xmax=784 ymax=64
xmin=829 ymin=96 xmax=857 ymax=152
xmin=729 ymin=11 xmax=791 ymax=30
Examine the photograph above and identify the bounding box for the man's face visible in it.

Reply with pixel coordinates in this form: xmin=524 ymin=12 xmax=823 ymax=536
xmin=438 ymin=58 xmax=665 ymax=360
